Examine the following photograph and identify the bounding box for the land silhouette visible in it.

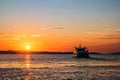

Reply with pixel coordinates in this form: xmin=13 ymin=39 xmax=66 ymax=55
xmin=0 ymin=50 xmax=119 ymax=54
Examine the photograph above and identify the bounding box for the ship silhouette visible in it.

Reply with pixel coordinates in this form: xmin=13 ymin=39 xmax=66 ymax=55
xmin=73 ymin=44 xmax=89 ymax=58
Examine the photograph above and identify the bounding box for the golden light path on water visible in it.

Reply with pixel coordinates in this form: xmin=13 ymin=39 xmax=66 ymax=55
xmin=26 ymin=54 xmax=30 ymax=69
xmin=25 ymin=45 xmax=31 ymax=69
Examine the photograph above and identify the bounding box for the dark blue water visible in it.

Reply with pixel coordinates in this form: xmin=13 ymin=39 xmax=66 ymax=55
xmin=0 ymin=54 xmax=120 ymax=80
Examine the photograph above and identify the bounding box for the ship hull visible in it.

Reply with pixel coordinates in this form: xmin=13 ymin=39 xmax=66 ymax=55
xmin=73 ymin=52 xmax=89 ymax=58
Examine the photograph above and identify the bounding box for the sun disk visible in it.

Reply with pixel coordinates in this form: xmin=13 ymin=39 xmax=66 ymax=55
xmin=26 ymin=45 xmax=31 ymax=51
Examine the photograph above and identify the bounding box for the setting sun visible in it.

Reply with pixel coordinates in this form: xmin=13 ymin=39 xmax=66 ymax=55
xmin=25 ymin=45 xmax=31 ymax=51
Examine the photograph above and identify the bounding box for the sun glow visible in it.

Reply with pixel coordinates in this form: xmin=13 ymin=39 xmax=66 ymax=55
xmin=25 ymin=45 xmax=31 ymax=51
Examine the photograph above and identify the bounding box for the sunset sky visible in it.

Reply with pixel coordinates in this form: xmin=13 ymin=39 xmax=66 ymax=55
xmin=0 ymin=0 xmax=120 ymax=53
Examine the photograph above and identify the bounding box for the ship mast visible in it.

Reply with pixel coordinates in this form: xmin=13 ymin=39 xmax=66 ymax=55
xmin=79 ymin=43 xmax=81 ymax=48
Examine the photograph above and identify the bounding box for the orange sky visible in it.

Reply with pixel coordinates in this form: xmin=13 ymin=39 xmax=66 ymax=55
xmin=0 ymin=0 xmax=120 ymax=53
xmin=0 ymin=32 xmax=120 ymax=53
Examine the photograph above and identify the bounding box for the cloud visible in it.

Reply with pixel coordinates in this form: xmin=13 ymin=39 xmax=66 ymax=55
xmin=47 ymin=27 xmax=64 ymax=30
xmin=100 ymin=29 xmax=120 ymax=40
xmin=22 ymin=34 xmax=48 ymax=38
xmin=12 ymin=34 xmax=48 ymax=38
xmin=100 ymin=34 xmax=120 ymax=40
xmin=27 ymin=34 xmax=48 ymax=38
xmin=10 ymin=37 xmax=21 ymax=40
xmin=85 ymin=32 xmax=105 ymax=35
xmin=85 ymin=28 xmax=120 ymax=40
xmin=0 ymin=34 xmax=48 ymax=41
xmin=0 ymin=33 xmax=2 ymax=35
xmin=100 ymin=37 xmax=120 ymax=39
xmin=0 ymin=33 xmax=8 ymax=36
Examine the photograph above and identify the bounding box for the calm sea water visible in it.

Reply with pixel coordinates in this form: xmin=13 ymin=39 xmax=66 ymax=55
xmin=0 ymin=54 xmax=120 ymax=80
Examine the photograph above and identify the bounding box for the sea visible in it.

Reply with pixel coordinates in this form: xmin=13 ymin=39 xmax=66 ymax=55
xmin=0 ymin=54 xmax=119 ymax=80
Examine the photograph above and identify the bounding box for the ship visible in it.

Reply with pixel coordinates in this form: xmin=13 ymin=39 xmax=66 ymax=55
xmin=73 ymin=44 xmax=89 ymax=58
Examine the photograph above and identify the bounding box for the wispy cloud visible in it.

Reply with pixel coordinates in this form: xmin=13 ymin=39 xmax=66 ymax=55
xmin=85 ymin=28 xmax=120 ymax=40
xmin=12 ymin=34 xmax=48 ymax=38
xmin=100 ymin=37 xmax=120 ymax=39
xmin=100 ymin=29 xmax=120 ymax=40
xmin=0 ymin=33 xmax=2 ymax=35
xmin=99 ymin=32 xmax=120 ymax=40
xmin=0 ymin=33 xmax=8 ymax=36
xmin=0 ymin=34 xmax=48 ymax=41
xmin=48 ymin=27 xmax=64 ymax=30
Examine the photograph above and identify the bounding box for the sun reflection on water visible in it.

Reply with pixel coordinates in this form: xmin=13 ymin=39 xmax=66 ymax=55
xmin=25 ymin=54 xmax=31 ymax=69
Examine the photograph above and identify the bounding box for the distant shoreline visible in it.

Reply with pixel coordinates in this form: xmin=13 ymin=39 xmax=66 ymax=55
xmin=0 ymin=51 xmax=72 ymax=54
xmin=0 ymin=51 xmax=119 ymax=54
